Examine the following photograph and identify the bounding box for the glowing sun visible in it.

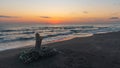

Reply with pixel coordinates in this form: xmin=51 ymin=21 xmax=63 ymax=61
xmin=49 ymin=19 xmax=61 ymax=24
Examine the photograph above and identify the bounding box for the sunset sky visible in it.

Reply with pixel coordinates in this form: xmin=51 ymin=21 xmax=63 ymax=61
xmin=0 ymin=0 xmax=120 ymax=24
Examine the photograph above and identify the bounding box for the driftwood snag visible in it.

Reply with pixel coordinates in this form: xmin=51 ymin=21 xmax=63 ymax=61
xmin=19 ymin=33 xmax=59 ymax=63
xmin=35 ymin=33 xmax=42 ymax=50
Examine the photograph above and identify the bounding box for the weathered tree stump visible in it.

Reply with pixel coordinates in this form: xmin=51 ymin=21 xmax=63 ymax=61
xmin=19 ymin=33 xmax=59 ymax=63
xmin=35 ymin=33 xmax=42 ymax=50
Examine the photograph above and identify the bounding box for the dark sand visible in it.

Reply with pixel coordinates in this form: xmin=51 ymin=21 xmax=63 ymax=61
xmin=0 ymin=31 xmax=120 ymax=68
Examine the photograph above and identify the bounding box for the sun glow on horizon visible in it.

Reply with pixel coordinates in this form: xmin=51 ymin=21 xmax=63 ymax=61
xmin=0 ymin=0 xmax=120 ymax=24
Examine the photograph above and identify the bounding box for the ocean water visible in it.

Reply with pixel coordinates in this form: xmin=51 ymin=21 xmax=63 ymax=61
xmin=0 ymin=23 xmax=120 ymax=51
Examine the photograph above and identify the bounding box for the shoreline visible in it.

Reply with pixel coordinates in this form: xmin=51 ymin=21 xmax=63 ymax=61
xmin=0 ymin=31 xmax=110 ymax=52
xmin=0 ymin=31 xmax=120 ymax=68
xmin=0 ymin=31 xmax=115 ymax=52
xmin=0 ymin=31 xmax=118 ymax=54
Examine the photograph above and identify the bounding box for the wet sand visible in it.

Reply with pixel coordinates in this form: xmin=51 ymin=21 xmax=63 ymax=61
xmin=0 ymin=31 xmax=120 ymax=68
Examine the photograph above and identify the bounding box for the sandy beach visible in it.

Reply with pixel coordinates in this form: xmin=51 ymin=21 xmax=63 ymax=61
xmin=0 ymin=31 xmax=120 ymax=68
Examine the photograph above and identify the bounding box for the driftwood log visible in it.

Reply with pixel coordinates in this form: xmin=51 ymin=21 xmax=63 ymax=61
xmin=19 ymin=33 xmax=58 ymax=63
